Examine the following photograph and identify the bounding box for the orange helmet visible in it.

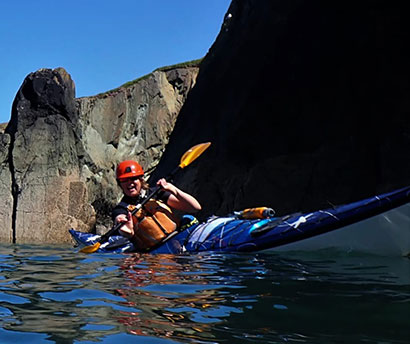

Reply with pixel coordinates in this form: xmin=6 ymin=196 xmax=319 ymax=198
xmin=116 ymin=160 xmax=144 ymax=180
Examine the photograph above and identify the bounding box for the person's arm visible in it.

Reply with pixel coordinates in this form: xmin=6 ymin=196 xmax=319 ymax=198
xmin=157 ymin=178 xmax=201 ymax=213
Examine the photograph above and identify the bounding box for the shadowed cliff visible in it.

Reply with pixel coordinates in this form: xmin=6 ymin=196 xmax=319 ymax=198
xmin=151 ymin=0 xmax=410 ymax=218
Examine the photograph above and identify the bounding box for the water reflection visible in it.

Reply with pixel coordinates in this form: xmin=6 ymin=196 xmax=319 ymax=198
xmin=1 ymin=245 xmax=125 ymax=342
xmin=114 ymin=254 xmax=248 ymax=341
xmin=0 ymin=244 xmax=410 ymax=343
xmin=110 ymin=252 xmax=410 ymax=343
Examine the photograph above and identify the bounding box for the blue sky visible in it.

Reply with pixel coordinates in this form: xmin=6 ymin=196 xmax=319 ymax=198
xmin=0 ymin=0 xmax=231 ymax=124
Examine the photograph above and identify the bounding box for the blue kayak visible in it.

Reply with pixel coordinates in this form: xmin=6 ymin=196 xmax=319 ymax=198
xmin=69 ymin=186 xmax=410 ymax=256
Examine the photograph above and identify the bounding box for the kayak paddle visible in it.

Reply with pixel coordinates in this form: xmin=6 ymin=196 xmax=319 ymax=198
xmin=79 ymin=142 xmax=211 ymax=253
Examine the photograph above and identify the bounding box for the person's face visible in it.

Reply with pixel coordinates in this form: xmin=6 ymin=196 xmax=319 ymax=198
xmin=119 ymin=176 xmax=143 ymax=197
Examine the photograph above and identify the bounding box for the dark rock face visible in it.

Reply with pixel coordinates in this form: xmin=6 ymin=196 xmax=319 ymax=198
xmin=152 ymin=0 xmax=410 ymax=218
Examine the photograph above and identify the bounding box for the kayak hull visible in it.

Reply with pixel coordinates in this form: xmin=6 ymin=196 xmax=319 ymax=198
xmin=69 ymin=186 xmax=410 ymax=256
xmin=272 ymin=203 xmax=410 ymax=256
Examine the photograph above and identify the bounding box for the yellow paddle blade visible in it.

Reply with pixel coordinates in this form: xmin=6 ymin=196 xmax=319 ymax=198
xmin=179 ymin=142 xmax=211 ymax=169
xmin=79 ymin=242 xmax=101 ymax=254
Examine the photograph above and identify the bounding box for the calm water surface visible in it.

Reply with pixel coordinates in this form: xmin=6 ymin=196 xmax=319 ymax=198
xmin=0 ymin=243 xmax=409 ymax=344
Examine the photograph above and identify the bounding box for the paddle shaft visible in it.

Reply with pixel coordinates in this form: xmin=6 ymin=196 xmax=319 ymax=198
xmin=102 ymin=187 xmax=160 ymax=242
xmin=99 ymin=166 xmax=182 ymax=244
xmin=80 ymin=142 xmax=211 ymax=253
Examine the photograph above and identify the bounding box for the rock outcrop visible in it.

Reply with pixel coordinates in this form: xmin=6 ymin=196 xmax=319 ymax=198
xmin=0 ymin=65 xmax=199 ymax=243
xmin=2 ymin=68 xmax=95 ymax=244
xmin=151 ymin=0 xmax=410 ymax=218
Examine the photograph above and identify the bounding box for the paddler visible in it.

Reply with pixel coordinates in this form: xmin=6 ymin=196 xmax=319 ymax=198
xmin=112 ymin=160 xmax=201 ymax=251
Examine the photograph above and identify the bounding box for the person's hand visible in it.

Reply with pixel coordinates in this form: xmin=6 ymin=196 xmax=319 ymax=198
xmin=157 ymin=178 xmax=202 ymax=212
xmin=115 ymin=212 xmax=134 ymax=238
xmin=157 ymin=178 xmax=178 ymax=195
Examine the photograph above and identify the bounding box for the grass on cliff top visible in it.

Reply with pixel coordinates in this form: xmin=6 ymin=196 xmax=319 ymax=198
xmin=0 ymin=122 xmax=7 ymax=133
xmin=98 ymin=58 xmax=202 ymax=96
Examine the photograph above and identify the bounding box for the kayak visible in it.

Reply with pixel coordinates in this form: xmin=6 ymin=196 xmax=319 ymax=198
xmin=69 ymin=186 xmax=410 ymax=256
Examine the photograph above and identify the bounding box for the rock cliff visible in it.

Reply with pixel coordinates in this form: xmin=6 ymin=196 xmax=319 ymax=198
xmin=2 ymin=0 xmax=410 ymax=244
xmin=0 ymin=65 xmax=198 ymax=243
xmin=151 ymin=0 xmax=410 ymax=218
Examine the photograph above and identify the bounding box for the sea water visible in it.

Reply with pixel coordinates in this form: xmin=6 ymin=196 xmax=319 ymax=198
xmin=0 ymin=244 xmax=409 ymax=344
